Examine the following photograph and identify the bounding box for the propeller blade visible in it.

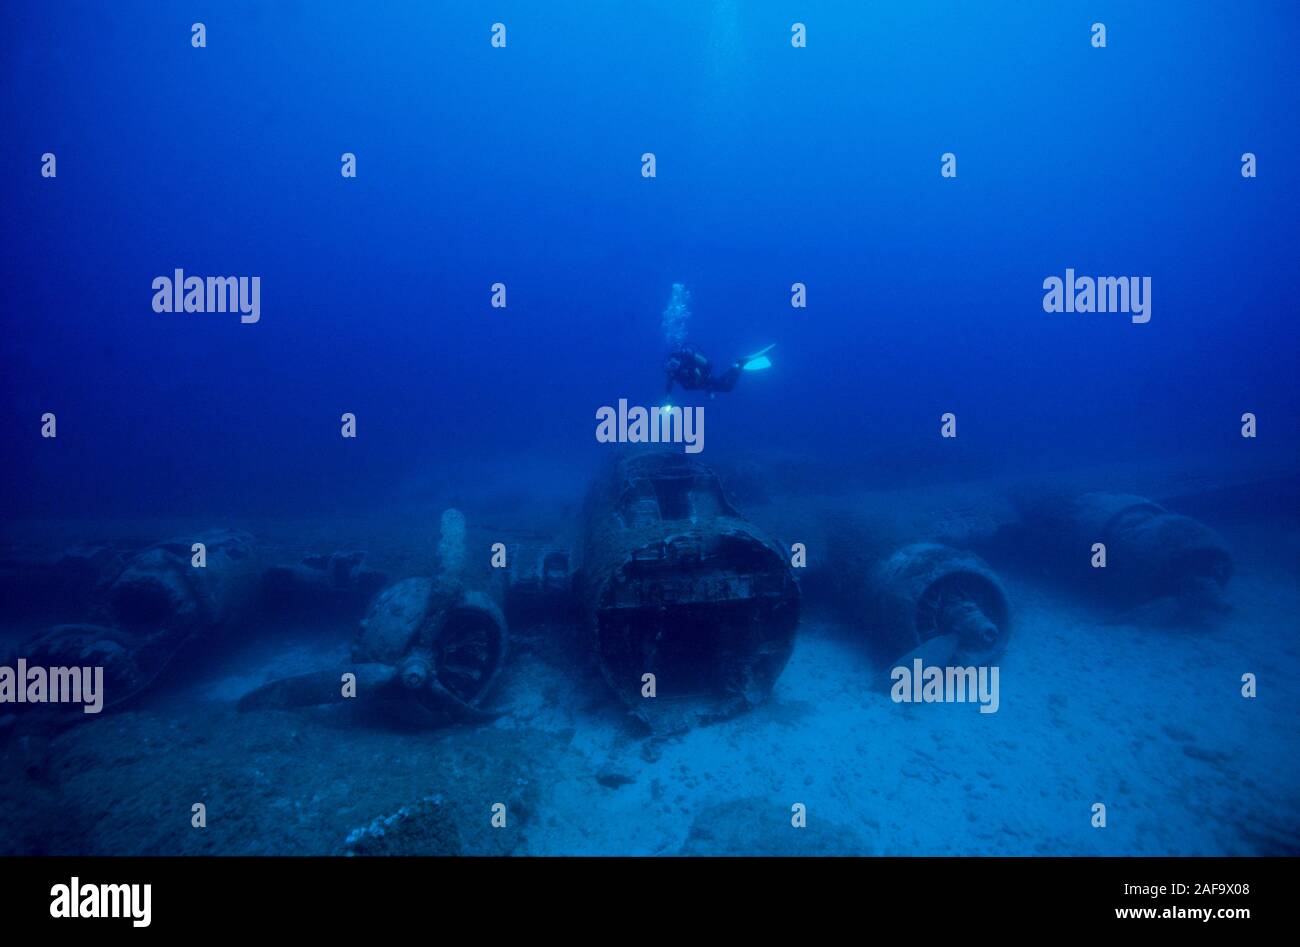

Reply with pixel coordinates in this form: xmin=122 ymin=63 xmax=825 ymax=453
xmin=237 ymin=663 xmax=398 ymax=711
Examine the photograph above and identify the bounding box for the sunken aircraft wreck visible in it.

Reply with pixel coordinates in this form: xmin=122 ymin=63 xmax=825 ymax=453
xmin=3 ymin=530 xmax=387 ymax=723
xmin=866 ymin=543 xmax=1011 ymax=665
xmin=1 ymin=462 xmax=1245 ymax=738
xmin=15 ymin=529 xmax=266 ymax=717
xmin=3 ymin=452 xmax=802 ymax=734
xmin=577 ymin=451 xmax=800 ymax=731
xmin=1005 ymin=491 xmax=1234 ymax=614
xmin=243 ymin=450 xmax=801 ymax=732
xmin=239 ymin=509 xmax=509 ymax=721
xmin=817 ymin=522 xmax=1010 ymax=667
xmin=750 ymin=498 xmax=1013 ymax=670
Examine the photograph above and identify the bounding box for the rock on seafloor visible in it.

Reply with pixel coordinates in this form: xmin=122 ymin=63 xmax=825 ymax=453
xmin=678 ymin=797 xmax=872 ymax=856
xmin=345 ymin=796 xmax=460 ymax=855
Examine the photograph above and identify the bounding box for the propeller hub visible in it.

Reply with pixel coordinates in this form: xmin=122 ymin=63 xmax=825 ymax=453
xmin=398 ymin=655 xmax=432 ymax=690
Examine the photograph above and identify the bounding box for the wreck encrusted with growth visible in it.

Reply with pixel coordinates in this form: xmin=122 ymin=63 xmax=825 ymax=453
xmin=869 ymin=542 xmax=1011 ymax=665
xmin=239 ymin=509 xmax=508 ymax=722
xmin=7 ymin=529 xmax=389 ymax=722
xmin=757 ymin=506 xmax=1012 ymax=668
xmin=577 ymin=451 xmax=799 ymax=731
xmin=18 ymin=529 xmax=264 ymax=716
xmin=1014 ymin=492 xmax=1233 ymax=611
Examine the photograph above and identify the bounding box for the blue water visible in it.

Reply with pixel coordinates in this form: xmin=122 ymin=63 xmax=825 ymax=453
xmin=0 ymin=1 xmax=1297 ymax=856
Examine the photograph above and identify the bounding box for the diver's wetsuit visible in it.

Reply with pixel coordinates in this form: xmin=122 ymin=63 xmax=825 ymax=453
xmin=664 ymin=347 xmax=742 ymax=397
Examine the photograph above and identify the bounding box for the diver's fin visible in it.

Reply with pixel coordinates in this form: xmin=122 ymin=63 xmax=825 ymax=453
xmin=740 ymin=344 xmax=775 ymax=371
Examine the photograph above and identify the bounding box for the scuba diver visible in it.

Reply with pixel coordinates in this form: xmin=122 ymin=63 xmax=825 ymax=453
xmin=664 ymin=344 xmax=774 ymax=399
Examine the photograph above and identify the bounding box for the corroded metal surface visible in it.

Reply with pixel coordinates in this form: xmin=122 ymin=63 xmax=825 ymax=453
xmin=871 ymin=542 xmax=1011 ymax=663
xmin=239 ymin=510 xmax=508 ymax=723
xmin=18 ymin=530 xmax=264 ymax=715
xmin=1018 ymin=492 xmax=1233 ymax=609
xmin=577 ymin=451 xmax=799 ymax=731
